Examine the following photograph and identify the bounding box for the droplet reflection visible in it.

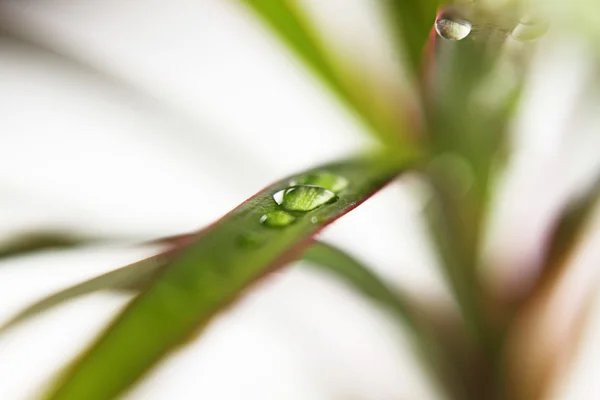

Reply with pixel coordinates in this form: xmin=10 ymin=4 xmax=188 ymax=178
xmin=273 ymin=185 xmax=337 ymax=212
xmin=435 ymin=14 xmax=472 ymax=41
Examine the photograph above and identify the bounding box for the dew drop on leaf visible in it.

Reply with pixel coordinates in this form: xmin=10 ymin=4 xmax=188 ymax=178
xmin=260 ymin=211 xmax=296 ymax=228
xmin=290 ymin=172 xmax=348 ymax=193
xmin=435 ymin=14 xmax=472 ymax=41
xmin=273 ymin=186 xmax=337 ymax=212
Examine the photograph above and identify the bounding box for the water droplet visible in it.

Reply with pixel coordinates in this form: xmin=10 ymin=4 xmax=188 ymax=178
xmin=511 ymin=18 xmax=548 ymax=42
xmin=310 ymin=216 xmax=322 ymax=224
xmin=290 ymin=172 xmax=348 ymax=193
xmin=260 ymin=211 xmax=296 ymax=228
xmin=273 ymin=185 xmax=337 ymax=212
xmin=435 ymin=14 xmax=472 ymax=41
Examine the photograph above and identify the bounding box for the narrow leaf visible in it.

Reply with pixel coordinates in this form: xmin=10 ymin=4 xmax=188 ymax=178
xmin=43 ymin=151 xmax=418 ymax=400
xmin=239 ymin=0 xmax=401 ymax=144
xmin=0 ymin=252 xmax=173 ymax=334
xmin=303 ymin=241 xmax=417 ymax=329
xmin=385 ymin=0 xmax=441 ymax=73
xmin=517 ymin=175 xmax=600 ymax=306
xmin=0 ymin=232 xmax=102 ymax=260
xmin=542 ymin=177 xmax=600 ymax=277
xmin=421 ymin=16 xmax=523 ymax=351
xmin=303 ymin=241 xmax=467 ymax=400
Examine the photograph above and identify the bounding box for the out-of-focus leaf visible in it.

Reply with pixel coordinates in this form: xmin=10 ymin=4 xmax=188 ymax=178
xmin=0 ymin=252 xmax=173 ymax=334
xmin=504 ymin=174 xmax=600 ymax=400
xmin=0 ymin=231 xmax=214 ymax=334
xmin=239 ymin=0 xmax=402 ymax=145
xmin=505 ymin=288 xmax=599 ymax=400
xmin=0 ymin=232 xmax=102 ymax=260
xmin=507 ymin=174 xmax=600 ymax=313
xmin=303 ymin=241 xmax=467 ymax=400
xmin=385 ymin=0 xmax=442 ymax=73
xmin=240 ymin=0 xmax=340 ymax=92
xmin=540 ymin=176 xmax=600 ymax=281
xmin=42 ymin=151 xmax=419 ymax=400
xmin=303 ymin=241 xmax=417 ymax=328
xmin=421 ymin=13 xmax=523 ymax=350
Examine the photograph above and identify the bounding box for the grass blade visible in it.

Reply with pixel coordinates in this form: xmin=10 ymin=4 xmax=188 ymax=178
xmin=540 ymin=177 xmax=600 ymax=280
xmin=0 ymin=232 xmax=208 ymax=333
xmin=303 ymin=241 xmax=467 ymax=400
xmin=303 ymin=241 xmax=417 ymax=329
xmin=513 ymin=174 xmax=600 ymax=310
xmin=420 ymin=15 xmax=522 ymax=351
xmin=0 ymin=232 xmax=103 ymax=260
xmin=504 ymin=177 xmax=600 ymax=400
xmin=239 ymin=0 xmax=402 ymax=145
xmin=385 ymin=0 xmax=441 ymax=73
xmin=43 ymin=151 xmax=418 ymax=400
xmin=241 ymin=0 xmax=339 ymax=91
xmin=0 ymin=253 xmax=174 ymax=334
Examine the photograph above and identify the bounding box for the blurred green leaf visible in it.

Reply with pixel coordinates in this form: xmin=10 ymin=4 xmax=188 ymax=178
xmin=303 ymin=241 xmax=467 ymax=400
xmin=531 ymin=174 xmax=600 ymax=297
xmin=0 ymin=253 xmax=173 ymax=334
xmin=0 ymin=232 xmax=102 ymax=260
xmin=239 ymin=0 xmax=403 ymax=145
xmin=422 ymin=16 xmax=523 ymax=349
xmin=303 ymin=241 xmax=417 ymax=329
xmin=385 ymin=0 xmax=441 ymax=73
xmin=42 ymin=151 xmax=418 ymax=400
xmin=503 ymin=176 xmax=600 ymax=400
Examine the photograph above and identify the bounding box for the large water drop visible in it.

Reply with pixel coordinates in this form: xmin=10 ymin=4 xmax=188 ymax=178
xmin=435 ymin=14 xmax=472 ymax=41
xmin=273 ymin=185 xmax=337 ymax=212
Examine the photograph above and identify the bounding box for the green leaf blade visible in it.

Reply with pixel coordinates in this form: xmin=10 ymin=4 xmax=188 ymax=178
xmin=0 ymin=253 xmax=171 ymax=334
xmin=0 ymin=232 xmax=102 ymax=260
xmin=44 ymin=152 xmax=417 ymax=400
xmin=240 ymin=0 xmax=350 ymax=114
xmin=303 ymin=241 xmax=417 ymax=329
xmin=385 ymin=0 xmax=441 ymax=73
xmin=303 ymin=241 xmax=467 ymax=400
xmin=239 ymin=0 xmax=405 ymax=146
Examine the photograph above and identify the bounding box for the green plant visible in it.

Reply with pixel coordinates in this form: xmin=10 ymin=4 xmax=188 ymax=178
xmin=1 ymin=1 xmax=599 ymax=399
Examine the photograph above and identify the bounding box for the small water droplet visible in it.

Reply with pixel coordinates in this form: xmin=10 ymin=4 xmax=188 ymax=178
xmin=310 ymin=216 xmax=322 ymax=224
xmin=260 ymin=211 xmax=296 ymax=228
xmin=511 ymin=18 xmax=548 ymax=42
xmin=273 ymin=185 xmax=337 ymax=212
xmin=435 ymin=14 xmax=472 ymax=41
xmin=290 ymin=172 xmax=348 ymax=193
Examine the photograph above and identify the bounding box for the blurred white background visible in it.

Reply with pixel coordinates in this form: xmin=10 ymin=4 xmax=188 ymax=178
xmin=0 ymin=0 xmax=599 ymax=399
